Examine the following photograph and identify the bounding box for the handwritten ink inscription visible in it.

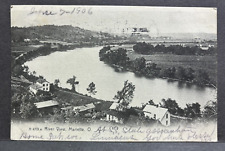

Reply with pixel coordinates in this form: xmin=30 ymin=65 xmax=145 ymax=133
xmin=28 ymin=7 xmax=93 ymax=16
xmin=15 ymin=124 xmax=216 ymax=142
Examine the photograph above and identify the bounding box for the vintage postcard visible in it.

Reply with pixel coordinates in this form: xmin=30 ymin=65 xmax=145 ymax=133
xmin=11 ymin=5 xmax=217 ymax=141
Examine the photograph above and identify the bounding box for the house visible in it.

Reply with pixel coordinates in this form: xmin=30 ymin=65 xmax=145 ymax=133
xmin=105 ymin=110 xmax=127 ymax=124
xmin=36 ymin=79 xmax=51 ymax=91
xmin=30 ymin=79 xmax=51 ymax=94
xmin=105 ymin=102 xmax=135 ymax=124
xmin=143 ymin=104 xmax=170 ymax=126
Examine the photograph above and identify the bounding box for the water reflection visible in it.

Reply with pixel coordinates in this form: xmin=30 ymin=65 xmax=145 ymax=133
xmin=25 ymin=46 xmax=216 ymax=108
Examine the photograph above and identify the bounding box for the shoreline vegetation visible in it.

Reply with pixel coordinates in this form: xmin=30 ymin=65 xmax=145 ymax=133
xmin=99 ymin=45 xmax=217 ymax=89
xmin=11 ymin=24 xmax=217 ymax=125
xmin=11 ymin=42 xmax=217 ymax=125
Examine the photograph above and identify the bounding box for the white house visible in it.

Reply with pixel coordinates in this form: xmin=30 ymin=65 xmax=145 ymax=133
xmin=36 ymin=79 xmax=50 ymax=91
xmin=105 ymin=110 xmax=126 ymax=124
xmin=143 ymin=105 xmax=170 ymax=126
xmin=30 ymin=79 xmax=51 ymax=94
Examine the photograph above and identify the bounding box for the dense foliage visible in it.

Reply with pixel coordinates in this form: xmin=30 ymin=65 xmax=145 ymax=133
xmin=148 ymin=98 xmax=203 ymax=119
xmin=99 ymin=46 xmax=214 ymax=86
xmin=133 ymin=42 xmax=216 ymax=55
xmin=114 ymin=80 xmax=135 ymax=111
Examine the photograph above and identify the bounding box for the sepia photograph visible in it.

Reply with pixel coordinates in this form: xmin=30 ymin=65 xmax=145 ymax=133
xmin=10 ymin=5 xmax=217 ymax=141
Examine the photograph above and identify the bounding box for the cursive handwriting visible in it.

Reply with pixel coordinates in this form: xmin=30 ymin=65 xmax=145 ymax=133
xmin=28 ymin=7 xmax=93 ymax=16
xmin=28 ymin=7 xmax=57 ymax=16
xmin=17 ymin=124 xmax=216 ymax=141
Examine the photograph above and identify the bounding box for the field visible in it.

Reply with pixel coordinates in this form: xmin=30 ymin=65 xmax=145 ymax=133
xmin=55 ymin=88 xmax=113 ymax=111
xmin=11 ymin=44 xmax=43 ymax=57
xmin=127 ymin=51 xmax=217 ymax=82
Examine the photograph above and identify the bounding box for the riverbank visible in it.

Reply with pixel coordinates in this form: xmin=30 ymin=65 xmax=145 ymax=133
xmin=127 ymin=52 xmax=217 ymax=84
xmin=99 ymin=46 xmax=217 ymax=89
xmin=12 ymin=42 xmax=99 ymax=68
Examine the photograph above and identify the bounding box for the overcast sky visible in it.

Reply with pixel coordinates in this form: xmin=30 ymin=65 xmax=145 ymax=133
xmin=11 ymin=5 xmax=217 ymax=36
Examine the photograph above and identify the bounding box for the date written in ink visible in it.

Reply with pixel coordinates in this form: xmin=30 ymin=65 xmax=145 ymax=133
xmin=28 ymin=7 xmax=93 ymax=16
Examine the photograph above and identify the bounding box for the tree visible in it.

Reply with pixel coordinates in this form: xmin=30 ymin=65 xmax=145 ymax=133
xmin=32 ymin=71 xmax=36 ymax=75
xmin=185 ymin=67 xmax=195 ymax=81
xmin=114 ymin=80 xmax=135 ymax=111
xmin=161 ymin=98 xmax=181 ymax=115
xmin=49 ymin=108 xmax=65 ymax=123
xmin=194 ymin=69 xmax=210 ymax=85
xmin=148 ymin=99 xmax=156 ymax=106
xmin=203 ymin=100 xmax=217 ymax=119
xmin=133 ymin=42 xmax=154 ymax=54
xmin=175 ymin=67 xmax=186 ymax=80
xmin=67 ymin=76 xmax=79 ymax=92
xmin=87 ymin=82 xmax=97 ymax=96
xmin=131 ymin=57 xmax=146 ymax=73
xmin=11 ymin=93 xmax=22 ymax=115
xmin=54 ymin=79 xmax=60 ymax=87
xmin=12 ymin=64 xmax=24 ymax=77
xmin=184 ymin=102 xmax=201 ymax=118
xmin=23 ymin=65 xmax=29 ymax=73
xmin=20 ymin=101 xmax=38 ymax=119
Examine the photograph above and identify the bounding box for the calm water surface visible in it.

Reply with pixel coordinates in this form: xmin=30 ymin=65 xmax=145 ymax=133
xmin=25 ymin=47 xmax=217 ymax=108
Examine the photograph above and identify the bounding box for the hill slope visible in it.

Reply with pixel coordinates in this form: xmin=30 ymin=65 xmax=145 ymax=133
xmin=11 ymin=25 xmax=119 ymax=43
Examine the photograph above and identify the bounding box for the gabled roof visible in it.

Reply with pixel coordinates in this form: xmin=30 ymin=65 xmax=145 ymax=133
xmin=143 ymin=105 xmax=168 ymax=121
xmin=109 ymin=102 xmax=130 ymax=110
xmin=34 ymin=100 xmax=59 ymax=109
xmin=73 ymin=103 xmax=95 ymax=112
xmin=109 ymin=102 xmax=120 ymax=110
xmin=36 ymin=79 xmax=49 ymax=84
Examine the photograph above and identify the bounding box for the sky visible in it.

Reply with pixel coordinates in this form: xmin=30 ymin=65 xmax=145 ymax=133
xmin=11 ymin=5 xmax=217 ymax=36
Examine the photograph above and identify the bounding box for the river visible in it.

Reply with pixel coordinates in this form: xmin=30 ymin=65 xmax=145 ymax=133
xmin=24 ymin=46 xmax=217 ymax=108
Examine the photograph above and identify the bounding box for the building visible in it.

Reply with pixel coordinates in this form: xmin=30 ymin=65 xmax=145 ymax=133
xmin=61 ymin=103 xmax=96 ymax=115
xmin=109 ymin=102 xmax=130 ymax=111
xmin=30 ymin=79 xmax=51 ymax=94
xmin=34 ymin=100 xmax=59 ymax=114
xmin=105 ymin=102 xmax=134 ymax=124
xmin=73 ymin=103 xmax=96 ymax=114
xmin=24 ymin=38 xmax=31 ymax=42
xmin=34 ymin=100 xmax=59 ymax=109
xmin=143 ymin=104 xmax=170 ymax=126
xmin=199 ymin=44 xmax=209 ymax=50
xmin=105 ymin=110 xmax=127 ymax=124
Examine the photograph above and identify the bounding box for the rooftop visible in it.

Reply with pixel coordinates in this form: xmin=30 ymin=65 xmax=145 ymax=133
xmin=36 ymin=78 xmax=49 ymax=84
xmin=143 ymin=105 xmax=168 ymax=121
xmin=109 ymin=102 xmax=130 ymax=110
xmin=73 ymin=103 xmax=95 ymax=112
xmin=30 ymin=84 xmax=42 ymax=90
xmin=34 ymin=100 xmax=59 ymax=109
